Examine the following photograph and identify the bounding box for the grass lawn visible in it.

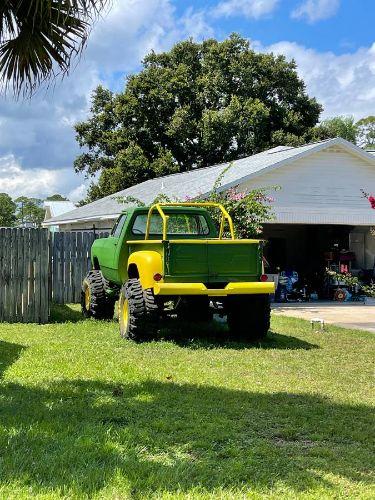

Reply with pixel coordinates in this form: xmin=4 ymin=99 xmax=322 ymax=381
xmin=0 ymin=306 xmax=374 ymax=499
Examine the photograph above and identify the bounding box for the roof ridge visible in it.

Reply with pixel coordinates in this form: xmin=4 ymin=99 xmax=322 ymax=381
xmin=267 ymin=139 xmax=333 ymax=155
xmin=114 ymin=141 xmax=333 ymax=193
xmin=267 ymin=146 xmax=295 ymax=155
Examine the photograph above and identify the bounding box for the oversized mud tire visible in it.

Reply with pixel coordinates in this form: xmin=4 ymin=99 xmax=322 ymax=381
xmin=81 ymin=270 xmax=115 ymax=320
xmin=118 ymin=278 xmax=159 ymax=341
xmin=177 ymin=297 xmax=213 ymax=322
xmin=227 ymin=294 xmax=270 ymax=341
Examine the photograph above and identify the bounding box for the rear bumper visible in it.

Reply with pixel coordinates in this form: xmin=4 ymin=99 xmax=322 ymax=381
xmin=153 ymin=281 xmax=275 ymax=296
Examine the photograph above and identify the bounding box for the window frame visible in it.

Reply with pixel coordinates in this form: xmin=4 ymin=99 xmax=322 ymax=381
xmin=111 ymin=213 xmax=127 ymax=237
xmin=130 ymin=212 xmax=211 ymax=237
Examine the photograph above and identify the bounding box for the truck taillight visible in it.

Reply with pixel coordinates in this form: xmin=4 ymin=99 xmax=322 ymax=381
xmin=153 ymin=273 xmax=163 ymax=281
xmin=260 ymin=274 xmax=268 ymax=282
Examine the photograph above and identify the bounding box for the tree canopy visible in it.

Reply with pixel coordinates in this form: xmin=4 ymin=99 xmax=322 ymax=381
xmin=15 ymin=196 xmax=45 ymax=227
xmin=45 ymin=194 xmax=69 ymax=201
xmin=313 ymin=116 xmax=358 ymax=143
xmin=356 ymin=116 xmax=375 ymax=150
xmin=312 ymin=115 xmax=375 ymax=147
xmin=0 ymin=193 xmax=73 ymax=227
xmin=0 ymin=192 xmax=17 ymax=226
xmin=0 ymin=0 xmax=108 ymax=96
xmin=75 ymin=34 xmax=323 ymax=202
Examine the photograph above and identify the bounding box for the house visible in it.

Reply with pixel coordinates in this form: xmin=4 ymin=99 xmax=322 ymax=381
xmin=43 ymin=137 xmax=375 ymax=274
xmin=43 ymin=200 xmax=76 ymax=231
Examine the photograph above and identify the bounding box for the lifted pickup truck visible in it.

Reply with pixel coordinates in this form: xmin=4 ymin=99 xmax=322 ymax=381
xmin=81 ymin=203 xmax=275 ymax=341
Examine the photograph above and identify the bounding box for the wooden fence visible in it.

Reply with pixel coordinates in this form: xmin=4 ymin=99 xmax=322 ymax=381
xmin=51 ymin=231 xmax=96 ymax=304
xmin=0 ymin=228 xmax=108 ymax=323
xmin=0 ymin=228 xmax=50 ymax=323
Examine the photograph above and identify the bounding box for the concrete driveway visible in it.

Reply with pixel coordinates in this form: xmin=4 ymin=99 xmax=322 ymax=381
xmin=272 ymin=302 xmax=375 ymax=333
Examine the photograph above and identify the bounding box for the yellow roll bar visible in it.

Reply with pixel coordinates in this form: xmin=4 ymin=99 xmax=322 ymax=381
xmin=145 ymin=202 xmax=235 ymax=240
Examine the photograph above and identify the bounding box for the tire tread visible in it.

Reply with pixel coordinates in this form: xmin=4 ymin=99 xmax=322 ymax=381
xmin=81 ymin=270 xmax=115 ymax=320
xmin=120 ymin=279 xmax=159 ymax=341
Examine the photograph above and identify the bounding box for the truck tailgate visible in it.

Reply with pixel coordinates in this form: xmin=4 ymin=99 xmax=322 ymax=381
xmin=166 ymin=240 xmax=261 ymax=282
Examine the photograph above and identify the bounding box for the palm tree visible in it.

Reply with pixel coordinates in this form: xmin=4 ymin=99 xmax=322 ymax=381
xmin=0 ymin=0 xmax=109 ymax=96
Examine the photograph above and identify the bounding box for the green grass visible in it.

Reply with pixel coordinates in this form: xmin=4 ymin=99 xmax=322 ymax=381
xmin=0 ymin=305 xmax=374 ymax=499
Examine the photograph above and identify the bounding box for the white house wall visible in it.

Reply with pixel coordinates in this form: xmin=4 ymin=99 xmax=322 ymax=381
xmin=239 ymin=147 xmax=375 ymax=226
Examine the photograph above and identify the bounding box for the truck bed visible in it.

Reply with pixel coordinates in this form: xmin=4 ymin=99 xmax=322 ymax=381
xmin=165 ymin=239 xmax=262 ymax=283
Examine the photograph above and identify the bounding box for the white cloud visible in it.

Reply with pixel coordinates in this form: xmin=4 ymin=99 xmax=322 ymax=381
xmin=0 ymin=67 xmax=99 ymax=170
xmin=180 ymin=8 xmax=214 ymax=41
xmin=0 ymin=155 xmax=88 ymax=200
xmin=291 ymin=0 xmax=340 ymax=23
xmin=84 ymin=0 xmax=212 ymax=83
xmin=68 ymin=183 xmax=89 ymax=202
xmin=213 ymin=0 xmax=279 ymax=19
xmin=255 ymin=40 xmax=375 ymax=119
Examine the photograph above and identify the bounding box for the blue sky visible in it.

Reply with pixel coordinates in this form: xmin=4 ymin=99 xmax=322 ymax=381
xmin=0 ymin=0 xmax=374 ymax=200
xmin=176 ymin=0 xmax=374 ymax=54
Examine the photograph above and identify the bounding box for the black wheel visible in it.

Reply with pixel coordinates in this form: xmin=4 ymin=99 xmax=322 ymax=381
xmin=178 ymin=296 xmax=213 ymax=322
xmin=118 ymin=278 xmax=159 ymax=341
xmin=81 ymin=270 xmax=115 ymax=319
xmin=227 ymin=294 xmax=270 ymax=341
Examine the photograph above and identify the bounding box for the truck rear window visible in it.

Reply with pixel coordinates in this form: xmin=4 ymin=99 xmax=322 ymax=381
xmin=132 ymin=213 xmax=210 ymax=236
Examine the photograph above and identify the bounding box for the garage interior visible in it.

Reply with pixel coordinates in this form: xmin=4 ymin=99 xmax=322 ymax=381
xmin=261 ymin=224 xmax=375 ymax=300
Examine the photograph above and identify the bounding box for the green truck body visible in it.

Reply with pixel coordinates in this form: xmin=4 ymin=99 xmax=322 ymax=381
xmin=92 ymin=207 xmax=263 ymax=285
xmin=82 ymin=203 xmax=274 ymax=341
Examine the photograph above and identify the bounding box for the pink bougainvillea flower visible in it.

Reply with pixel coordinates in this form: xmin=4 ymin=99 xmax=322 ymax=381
xmin=265 ymin=196 xmax=275 ymax=203
xmin=369 ymin=196 xmax=375 ymax=209
xmin=233 ymin=193 xmax=246 ymax=201
xmin=227 ymin=187 xmax=246 ymax=201
xmin=361 ymin=189 xmax=375 ymax=208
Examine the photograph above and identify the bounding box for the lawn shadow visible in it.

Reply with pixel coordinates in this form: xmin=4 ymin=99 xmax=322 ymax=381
xmin=49 ymin=308 xmax=318 ymax=350
xmin=0 ymin=379 xmax=372 ymax=497
xmin=50 ymin=304 xmax=83 ymax=323
xmin=0 ymin=340 xmax=25 ymax=379
xmin=159 ymin=318 xmax=318 ymax=350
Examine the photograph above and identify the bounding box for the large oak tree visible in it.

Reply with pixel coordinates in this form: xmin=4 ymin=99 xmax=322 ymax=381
xmin=75 ymin=34 xmax=323 ymax=202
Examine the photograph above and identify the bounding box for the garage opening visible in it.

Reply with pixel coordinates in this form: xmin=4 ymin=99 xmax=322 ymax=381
xmin=261 ymin=224 xmax=375 ymax=299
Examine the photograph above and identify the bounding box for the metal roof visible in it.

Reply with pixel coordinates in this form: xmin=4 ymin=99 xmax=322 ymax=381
xmin=43 ymin=201 xmax=76 ymax=218
xmin=44 ymin=138 xmax=375 ymax=226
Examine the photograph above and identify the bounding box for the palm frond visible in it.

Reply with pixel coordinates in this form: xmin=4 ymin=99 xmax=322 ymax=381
xmin=0 ymin=0 xmax=110 ymax=96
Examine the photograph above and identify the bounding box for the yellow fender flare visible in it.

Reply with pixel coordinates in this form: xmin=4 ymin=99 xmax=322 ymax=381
xmin=127 ymin=251 xmax=163 ymax=290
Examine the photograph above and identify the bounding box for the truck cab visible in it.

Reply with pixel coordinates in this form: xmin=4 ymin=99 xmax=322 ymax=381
xmin=91 ymin=206 xmax=218 ymax=284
